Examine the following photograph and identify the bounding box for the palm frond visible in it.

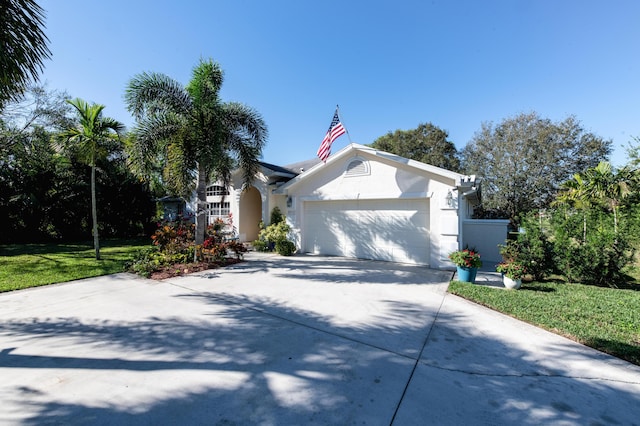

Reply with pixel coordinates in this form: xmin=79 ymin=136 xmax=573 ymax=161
xmin=125 ymin=72 xmax=192 ymax=120
xmin=126 ymin=58 xmax=267 ymax=207
xmin=164 ymin=142 xmax=196 ymax=196
xmin=223 ymin=102 xmax=268 ymax=148
xmin=98 ymin=116 xmax=126 ymax=136
xmin=126 ymin=113 xmax=184 ymax=183
xmin=187 ymin=59 xmax=224 ymax=109
xmin=60 ymin=98 xmax=123 ymax=166
xmin=219 ymin=102 xmax=267 ymax=187
xmin=0 ymin=0 xmax=51 ymax=105
xmin=211 ymin=152 xmax=234 ymax=192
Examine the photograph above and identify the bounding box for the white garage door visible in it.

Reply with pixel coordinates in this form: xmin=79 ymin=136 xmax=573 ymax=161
xmin=303 ymin=199 xmax=430 ymax=265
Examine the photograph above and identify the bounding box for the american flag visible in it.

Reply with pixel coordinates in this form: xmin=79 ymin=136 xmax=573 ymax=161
xmin=317 ymin=108 xmax=346 ymax=162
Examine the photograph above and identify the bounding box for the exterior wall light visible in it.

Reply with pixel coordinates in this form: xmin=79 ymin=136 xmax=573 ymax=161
xmin=446 ymin=190 xmax=455 ymax=208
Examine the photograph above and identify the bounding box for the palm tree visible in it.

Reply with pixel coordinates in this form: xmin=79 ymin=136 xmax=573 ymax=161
xmin=583 ymin=162 xmax=633 ymax=235
xmin=0 ymin=0 xmax=51 ymax=106
xmin=554 ymin=173 xmax=591 ymax=242
xmin=61 ymin=98 xmax=124 ymax=259
xmin=556 ymin=161 xmax=635 ymax=238
xmin=125 ymin=59 xmax=267 ymax=254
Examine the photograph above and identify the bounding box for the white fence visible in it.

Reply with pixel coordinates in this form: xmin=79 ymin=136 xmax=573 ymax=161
xmin=461 ymin=219 xmax=510 ymax=267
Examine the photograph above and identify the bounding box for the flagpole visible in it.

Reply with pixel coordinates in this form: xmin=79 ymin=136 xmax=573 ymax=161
xmin=336 ymin=104 xmax=353 ymax=144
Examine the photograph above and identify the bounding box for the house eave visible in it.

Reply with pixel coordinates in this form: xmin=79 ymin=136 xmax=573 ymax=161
xmin=275 ymin=143 xmax=474 ymax=194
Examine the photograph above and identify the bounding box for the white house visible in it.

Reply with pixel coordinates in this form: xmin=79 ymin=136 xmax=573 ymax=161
xmin=199 ymin=143 xmax=486 ymax=269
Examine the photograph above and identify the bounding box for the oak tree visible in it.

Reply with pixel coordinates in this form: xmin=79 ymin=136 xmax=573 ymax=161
xmin=461 ymin=112 xmax=611 ymax=220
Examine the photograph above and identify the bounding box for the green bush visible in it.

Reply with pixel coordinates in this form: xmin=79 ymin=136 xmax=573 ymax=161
xmin=517 ymin=213 xmax=555 ymax=281
xmin=252 ymin=239 xmax=269 ymax=252
xmin=257 ymin=220 xmax=296 ymax=255
xmin=276 ymin=240 xmax=296 ymax=256
xmin=260 ymin=221 xmax=289 ymax=246
xmin=550 ymin=208 xmax=634 ymax=286
xmin=270 ymin=206 xmax=285 ymax=225
xmin=126 ymin=246 xmax=164 ymax=278
xmin=582 ymin=233 xmax=630 ymax=286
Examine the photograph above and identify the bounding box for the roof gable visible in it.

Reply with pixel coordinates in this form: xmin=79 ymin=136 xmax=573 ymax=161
xmin=276 ymin=143 xmax=466 ymax=193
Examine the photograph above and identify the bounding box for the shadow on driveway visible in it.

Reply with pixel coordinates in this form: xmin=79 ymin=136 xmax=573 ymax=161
xmin=0 ymin=255 xmax=638 ymax=425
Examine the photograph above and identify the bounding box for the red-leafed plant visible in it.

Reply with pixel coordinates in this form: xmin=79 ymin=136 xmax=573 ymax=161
xmin=448 ymin=248 xmax=482 ymax=268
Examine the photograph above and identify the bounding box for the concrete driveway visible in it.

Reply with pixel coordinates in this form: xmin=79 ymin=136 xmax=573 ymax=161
xmin=1 ymin=253 xmax=639 ymax=425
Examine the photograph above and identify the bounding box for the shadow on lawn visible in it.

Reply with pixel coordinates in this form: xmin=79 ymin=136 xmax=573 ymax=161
xmin=0 ymin=243 xmax=92 ymax=257
xmin=0 ymin=239 xmax=148 ymax=257
xmin=583 ymin=337 xmax=640 ymax=365
xmin=0 ymin=275 xmax=639 ymax=424
xmin=519 ymin=284 xmax=556 ymax=293
xmin=611 ymin=273 xmax=640 ymax=291
xmin=534 ymin=275 xmax=640 ymax=292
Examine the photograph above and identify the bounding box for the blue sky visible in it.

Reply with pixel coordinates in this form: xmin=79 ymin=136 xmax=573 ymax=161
xmin=39 ymin=0 xmax=639 ymax=167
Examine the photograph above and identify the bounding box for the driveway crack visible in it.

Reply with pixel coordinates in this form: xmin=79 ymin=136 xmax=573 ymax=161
xmin=418 ymin=362 xmax=640 ymax=385
xmin=389 ymin=286 xmax=447 ymax=425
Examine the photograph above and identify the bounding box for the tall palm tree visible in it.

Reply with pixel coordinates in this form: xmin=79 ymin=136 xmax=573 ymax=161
xmin=0 ymin=0 xmax=51 ymax=106
xmin=125 ymin=59 xmax=267 ymax=253
xmin=61 ymin=98 xmax=124 ymax=259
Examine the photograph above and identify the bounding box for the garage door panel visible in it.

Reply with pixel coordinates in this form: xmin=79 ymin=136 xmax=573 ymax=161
xmin=303 ymin=199 xmax=430 ymax=265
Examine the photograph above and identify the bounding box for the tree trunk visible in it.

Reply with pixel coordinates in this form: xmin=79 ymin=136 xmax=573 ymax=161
xmin=194 ymin=163 xmax=207 ymax=261
xmin=91 ymin=163 xmax=100 ymax=260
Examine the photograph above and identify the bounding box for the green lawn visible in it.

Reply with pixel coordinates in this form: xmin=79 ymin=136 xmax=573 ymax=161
xmin=449 ymin=280 xmax=640 ymax=366
xmin=0 ymin=239 xmax=150 ymax=292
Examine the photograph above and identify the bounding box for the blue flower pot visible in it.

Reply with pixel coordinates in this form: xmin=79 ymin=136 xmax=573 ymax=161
xmin=456 ymin=266 xmax=478 ymax=283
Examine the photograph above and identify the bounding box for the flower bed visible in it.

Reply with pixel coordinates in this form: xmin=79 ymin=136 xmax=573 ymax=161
xmin=149 ymin=258 xmax=243 ymax=280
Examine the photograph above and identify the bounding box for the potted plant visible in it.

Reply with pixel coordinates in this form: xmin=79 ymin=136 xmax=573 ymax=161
xmin=497 ymin=241 xmax=526 ymax=289
xmin=449 ymin=248 xmax=482 ymax=283
xmin=496 ymin=262 xmax=526 ymax=289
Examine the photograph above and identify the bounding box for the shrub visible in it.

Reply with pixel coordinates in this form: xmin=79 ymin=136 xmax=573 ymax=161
xmin=206 ymin=215 xmax=235 ymax=244
xmin=204 ymin=243 xmax=228 ymax=261
xmin=550 ymin=208 xmax=634 ymax=286
xmin=252 ymin=239 xmax=269 ymax=252
xmin=226 ymin=241 xmax=248 ymax=259
xmin=516 ymin=213 xmax=555 ymax=281
xmin=579 ymin=232 xmax=631 ymax=286
xmin=270 ymin=206 xmax=285 ymax=224
xmin=257 ymin=220 xmax=296 ymax=256
xmin=498 ymin=240 xmax=520 ymax=263
xmin=276 ymin=240 xmax=296 ymax=256
xmin=260 ymin=221 xmax=290 ymax=246
xmin=151 ymin=219 xmax=194 ymax=254
xmin=125 ymin=246 xmax=164 ymax=278
xmin=202 ymin=236 xmax=216 ymax=250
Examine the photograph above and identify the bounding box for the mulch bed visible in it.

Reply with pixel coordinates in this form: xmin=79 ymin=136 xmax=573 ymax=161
xmin=149 ymin=258 xmax=244 ymax=280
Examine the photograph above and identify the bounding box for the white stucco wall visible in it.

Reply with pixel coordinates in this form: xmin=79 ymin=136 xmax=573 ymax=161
xmin=282 ymin=149 xmax=461 ymax=269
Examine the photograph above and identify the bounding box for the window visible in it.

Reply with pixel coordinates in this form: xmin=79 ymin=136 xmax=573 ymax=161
xmin=206 ymin=185 xmax=229 ymax=196
xmin=345 ymin=158 xmax=369 ymax=176
xmin=207 ymin=202 xmax=230 ymax=224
